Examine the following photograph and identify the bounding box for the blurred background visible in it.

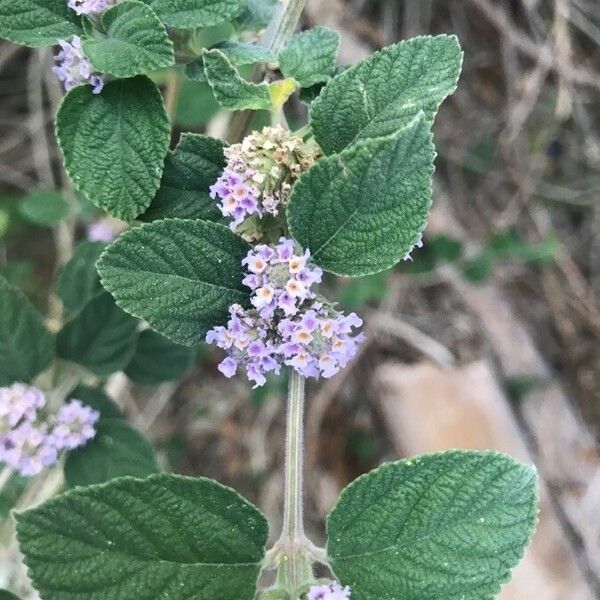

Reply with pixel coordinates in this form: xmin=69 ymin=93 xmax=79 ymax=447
xmin=1 ymin=0 xmax=599 ymax=598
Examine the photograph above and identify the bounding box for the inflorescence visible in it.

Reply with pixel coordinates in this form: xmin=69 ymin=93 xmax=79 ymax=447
xmin=209 ymin=126 xmax=320 ymax=236
xmin=307 ymin=582 xmax=352 ymax=600
xmin=0 ymin=383 xmax=99 ymax=477
xmin=206 ymin=238 xmax=365 ymax=388
xmin=53 ymin=36 xmax=104 ymax=94
xmin=67 ymin=0 xmax=116 ymax=15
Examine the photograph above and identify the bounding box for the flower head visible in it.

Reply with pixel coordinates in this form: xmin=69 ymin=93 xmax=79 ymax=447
xmin=206 ymin=238 xmax=364 ymax=387
xmin=86 ymin=217 xmax=123 ymax=242
xmin=53 ymin=36 xmax=104 ymax=94
xmin=307 ymin=581 xmax=352 ymax=600
xmin=0 ymin=422 xmax=57 ymax=477
xmin=67 ymin=0 xmax=116 ymax=15
xmin=209 ymin=126 xmax=320 ymax=238
xmin=49 ymin=400 xmax=100 ymax=451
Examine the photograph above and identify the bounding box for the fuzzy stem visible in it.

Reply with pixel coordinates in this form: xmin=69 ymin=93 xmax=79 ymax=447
xmin=281 ymin=369 xmax=305 ymax=541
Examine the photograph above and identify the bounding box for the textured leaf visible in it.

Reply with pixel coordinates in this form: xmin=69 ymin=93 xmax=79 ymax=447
xmin=64 ymin=419 xmax=158 ymax=487
xmin=57 ymin=292 xmax=139 ymax=376
xmin=279 ymin=26 xmax=340 ymax=88
xmin=57 ymin=241 xmax=106 ymax=315
xmin=16 ymin=474 xmax=269 ymax=600
xmin=327 ymin=450 xmax=538 ymax=600
xmin=0 ymin=591 xmax=19 ymax=600
xmin=214 ymin=40 xmax=276 ymax=65
xmin=0 ymin=0 xmax=81 ymax=47
xmin=19 ymin=190 xmax=69 ymax=226
xmin=71 ymin=385 xmax=123 ymax=420
xmin=125 ymin=330 xmax=196 ymax=386
xmin=0 ymin=277 xmax=54 ymax=385
xmin=148 ymin=0 xmax=245 ymax=28
xmin=97 ymin=219 xmax=251 ymax=345
xmin=83 ymin=1 xmax=174 ymax=78
xmin=311 ymin=35 xmax=462 ymax=154
xmin=288 ymin=115 xmax=434 ymax=276
xmin=56 ymin=76 xmax=170 ymax=221
xmin=203 ymin=49 xmax=271 ymax=110
xmin=142 ymin=133 xmax=225 ymax=222
xmin=234 ymin=0 xmax=276 ymax=31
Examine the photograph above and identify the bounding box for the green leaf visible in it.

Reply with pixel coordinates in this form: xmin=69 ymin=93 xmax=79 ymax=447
xmin=147 ymin=0 xmax=245 ymax=28
xmin=97 ymin=219 xmax=251 ymax=345
xmin=0 ymin=472 xmax=27 ymax=519
xmin=0 ymin=277 xmax=54 ymax=385
xmin=327 ymin=450 xmax=538 ymax=600
xmin=234 ymin=0 xmax=276 ymax=31
xmin=214 ymin=40 xmax=276 ymax=66
xmin=288 ymin=115 xmax=435 ymax=276
xmin=279 ymin=27 xmax=340 ymax=88
xmin=64 ymin=418 xmax=158 ymax=487
xmin=0 ymin=591 xmax=19 ymax=600
xmin=57 ymin=292 xmax=138 ymax=376
xmin=125 ymin=329 xmax=195 ymax=385
xmin=0 ymin=0 xmax=81 ymax=48
xmin=203 ymin=49 xmax=272 ymax=110
xmin=83 ymin=0 xmax=174 ymax=78
xmin=56 ymin=76 xmax=171 ymax=221
xmin=142 ymin=133 xmax=225 ymax=222
xmin=71 ymin=384 xmax=124 ymax=420
xmin=16 ymin=474 xmax=269 ymax=600
xmin=311 ymin=35 xmax=462 ymax=154
xmin=57 ymin=241 xmax=106 ymax=315
xmin=19 ymin=190 xmax=69 ymax=226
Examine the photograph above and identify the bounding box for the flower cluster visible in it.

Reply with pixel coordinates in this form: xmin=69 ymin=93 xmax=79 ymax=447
xmin=53 ymin=36 xmax=104 ymax=94
xmin=87 ymin=216 xmax=123 ymax=243
xmin=0 ymin=383 xmax=99 ymax=477
xmin=67 ymin=0 xmax=116 ymax=15
xmin=209 ymin=125 xmax=320 ymax=235
xmin=307 ymin=582 xmax=352 ymax=600
xmin=206 ymin=238 xmax=364 ymax=387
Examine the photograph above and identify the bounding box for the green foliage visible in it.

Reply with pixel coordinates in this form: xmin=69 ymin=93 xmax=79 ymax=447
xmin=203 ymin=49 xmax=272 ymax=110
xmin=57 ymin=241 xmax=106 ymax=315
xmin=64 ymin=418 xmax=158 ymax=487
xmin=0 ymin=590 xmax=19 ymax=600
xmin=278 ymin=26 xmax=340 ymax=88
xmin=16 ymin=474 xmax=269 ymax=600
xmin=57 ymin=292 xmax=138 ymax=376
xmin=83 ymin=0 xmax=174 ymax=78
xmin=288 ymin=115 xmax=434 ymax=276
xmin=56 ymin=76 xmax=170 ymax=221
xmin=0 ymin=277 xmax=54 ymax=385
xmin=214 ymin=40 xmax=276 ymax=66
xmin=125 ymin=329 xmax=196 ymax=385
xmin=234 ymin=0 xmax=276 ymax=31
xmin=338 ymin=273 xmax=388 ymax=311
xmin=72 ymin=384 xmax=124 ymax=419
xmin=311 ymin=35 xmax=462 ymax=154
xmin=0 ymin=472 xmax=27 ymax=519
xmin=173 ymin=76 xmax=221 ymax=128
xmin=0 ymin=0 xmax=81 ymax=47
xmin=142 ymin=133 xmax=226 ymax=222
xmin=327 ymin=450 xmax=538 ymax=600
xmin=146 ymin=0 xmax=246 ymax=29
xmin=97 ymin=219 xmax=251 ymax=345
xmin=19 ymin=190 xmax=70 ymax=227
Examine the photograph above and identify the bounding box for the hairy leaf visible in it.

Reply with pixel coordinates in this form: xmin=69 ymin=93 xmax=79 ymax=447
xmin=279 ymin=26 xmax=340 ymax=88
xmin=0 ymin=0 xmax=81 ymax=47
xmin=56 ymin=76 xmax=170 ymax=221
xmin=148 ymin=0 xmax=246 ymax=28
xmin=57 ymin=292 xmax=138 ymax=376
xmin=64 ymin=419 xmax=158 ymax=487
xmin=125 ymin=330 xmax=196 ymax=386
xmin=57 ymin=241 xmax=106 ymax=315
xmin=142 ymin=133 xmax=225 ymax=222
xmin=0 ymin=277 xmax=54 ymax=385
xmin=97 ymin=219 xmax=251 ymax=345
xmin=16 ymin=474 xmax=269 ymax=599
xmin=84 ymin=0 xmax=174 ymax=78
xmin=328 ymin=450 xmax=538 ymax=600
xmin=288 ymin=115 xmax=434 ymax=276
xmin=311 ymin=35 xmax=462 ymax=154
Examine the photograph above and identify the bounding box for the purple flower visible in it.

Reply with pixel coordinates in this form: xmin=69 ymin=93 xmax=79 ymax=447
xmin=67 ymin=0 xmax=115 ymax=15
xmin=307 ymin=582 xmax=352 ymax=600
xmin=87 ymin=217 xmax=121 ymax=242
xmin=0 ymin=422 xmax=57 ymax=477
xmin=206 ymin=238 xmax=364 ymax=387
xmin=53 ymin=36 xmax=104 ymax=94
xmin=49 ymin=400 xmax=99 ymax=451
xmin=0 ymin=383 xmax=45 ymax=433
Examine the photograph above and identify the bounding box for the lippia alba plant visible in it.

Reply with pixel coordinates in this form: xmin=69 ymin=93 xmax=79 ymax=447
xmin=0 ymin=0 xmax=538 ymax=598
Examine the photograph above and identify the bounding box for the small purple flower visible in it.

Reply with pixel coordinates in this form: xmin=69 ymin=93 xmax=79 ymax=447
xmin=53 ymin=36 xmax=104 ymax=94
xmin=87 ymin=217 xmax=121 ymax=242
xmin=0 ymin=383 xmax=45 ymax=433
xmin=49 ymin=400 xmax=99 ymax=451
xmin=0 ymin=422 xmax=57 ymax=477
xmin=67 ymin=0 xmax=116 ymax=15
xmin=307 ymin=582 xmax=352 ymax=600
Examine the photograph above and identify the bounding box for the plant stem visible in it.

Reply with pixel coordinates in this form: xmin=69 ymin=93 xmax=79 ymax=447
xmin=281 ymin=369 xmax=305 ymax=542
